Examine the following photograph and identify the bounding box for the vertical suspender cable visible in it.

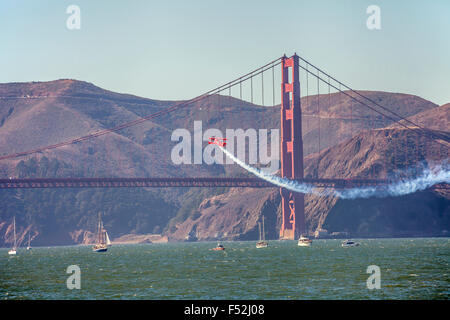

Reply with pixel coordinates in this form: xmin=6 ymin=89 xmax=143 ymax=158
xmin=306 ymin=63 xmax=309 ymax=140
xmin=272 ymin=62 xmax=275 ymax=106
xmin=370 ymin=105 xmax=374 ymax=178
xmin=405 ymin=123 xmax=408 ymax=173
xmin=328 ymin=76 xmax=331 ymax=157
xmin=317 ymin=69 xmax=320 ymax=178
xmin=251 ymin=74 xmax=253 ymax=104
xmin=416 ymin=130 xmax=420 ymax=177
xmin=261 ymin=68 xmax=264 ymax=106
xmin=240 ymin=81 xmax=242 ymax=100
xmin=394 ymin=126 xmax=397 ymax=176
xmin=350 ymin=84 xmax=353 ymax=140
xmin=217 ymin=89 xmax=220 ymax=121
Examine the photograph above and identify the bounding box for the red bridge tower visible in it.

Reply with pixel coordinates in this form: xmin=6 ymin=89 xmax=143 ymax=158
xmin=279 ymin=54 xmax=305 ymax=240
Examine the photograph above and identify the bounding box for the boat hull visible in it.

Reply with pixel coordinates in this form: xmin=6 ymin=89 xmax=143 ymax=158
xmin=92 ymin=244 xmax=108 ymax=252
xmin=341 ymin=240 xmax=360 ymax=247
xmin=342 ymin=243 xmax=359 ymax=247
xmin=298 ymin=236 xmax=312 ymax=247
xmin=256 ymin=241 xmax=268 ymax=248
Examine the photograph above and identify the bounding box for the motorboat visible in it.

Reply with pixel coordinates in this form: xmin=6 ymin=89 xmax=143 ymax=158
xmin=341 ymin=239 xmax=360 ymax=247
xmin=297 ymin=235 xmax=312 ymax=247
xmin=212 ymin=243 xmax=225 ymax=251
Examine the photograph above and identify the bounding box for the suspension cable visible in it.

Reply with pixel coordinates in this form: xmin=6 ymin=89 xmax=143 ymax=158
xmin=317 ymin=69 xmax=320 ymax=178
xmin=297 ymin=55 xmax=449 ymax=145
xmin=0 ymin=57 xmax=283 ymax=161
xmin=297 ymin=63 xmax=449 ymax=147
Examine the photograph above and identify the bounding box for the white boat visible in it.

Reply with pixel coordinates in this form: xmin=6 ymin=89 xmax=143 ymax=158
xmin=341 ymin=239 xmax=360 ymax=247
xmin=92 ymin=213 xmax=111 ymax=252
xmin=212 ymin=243 xmax=225 ymax=251
xmin=297 ymin=235 xmax=312 ymax=247
xmin=256 ymin=216 xmax=268 ymax=248
xmin=8 ymin=216 xmax=17 ymax=255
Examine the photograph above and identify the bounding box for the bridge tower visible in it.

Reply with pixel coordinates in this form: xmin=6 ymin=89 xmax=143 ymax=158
xmin=279 ymin=54 xmax=305 ymax=240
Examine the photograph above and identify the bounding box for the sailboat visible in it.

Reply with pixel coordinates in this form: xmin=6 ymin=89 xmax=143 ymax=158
xmin=8 ymin=216 xmax=17 ymax=255
xmin=256 ymin=216 xmax=268 ymax=248
xmin=26 ymin=231 xmax=32 ymax=250
xmin=92 ymin=213 xmax=111 ymax=252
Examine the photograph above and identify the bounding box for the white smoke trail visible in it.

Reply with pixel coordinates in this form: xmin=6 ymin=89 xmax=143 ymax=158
xmin=220 ymin=146 xmax=317 ymax=194
xmin=219 ymin=146 xmax=450 ymax=199
xmin=220 ymin=147 xmax=327 ymax=196
xmin=335 ymin=165 xmax=450 ymax=199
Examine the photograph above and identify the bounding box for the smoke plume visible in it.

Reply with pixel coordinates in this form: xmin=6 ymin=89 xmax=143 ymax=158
xmin=220 ymin=146 xmax=449 ymax=199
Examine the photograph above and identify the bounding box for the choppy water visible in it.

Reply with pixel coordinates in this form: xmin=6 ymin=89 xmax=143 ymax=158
xmin=1 ymin=238 xmax=449 ymax=299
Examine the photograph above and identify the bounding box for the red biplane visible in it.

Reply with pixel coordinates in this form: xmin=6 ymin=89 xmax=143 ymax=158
xmin=208 ymin=136 xmax=227 ymax=147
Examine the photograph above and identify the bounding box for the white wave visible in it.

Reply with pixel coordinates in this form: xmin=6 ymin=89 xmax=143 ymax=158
xmin=219 ymin=146 xmax=449 ymax=200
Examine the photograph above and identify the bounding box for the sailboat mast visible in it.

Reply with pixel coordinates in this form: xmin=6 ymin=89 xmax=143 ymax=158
xmin=262 ymin=216 xmax=265 ymax=241
xmin=13 ymin=216 xmax=16 ymax=248
xmin=258 ymin=222 xmax=261 ymax=241
xmin=101 ymin=220 xmax=105 ymax=244
xmin=98 ymin=213 xmax=101 ymax=244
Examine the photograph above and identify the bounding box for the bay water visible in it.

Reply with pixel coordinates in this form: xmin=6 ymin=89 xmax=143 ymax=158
xmin=1 ymin=238 xmax=449 ymax=299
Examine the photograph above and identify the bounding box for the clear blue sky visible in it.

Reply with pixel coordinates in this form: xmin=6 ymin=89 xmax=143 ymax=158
xmin=1 ymin=0 xmax=449 ymax=105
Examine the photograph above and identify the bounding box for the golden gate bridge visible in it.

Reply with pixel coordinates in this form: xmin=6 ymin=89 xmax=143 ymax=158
xmin=1 ymin=54 xmax=449 ymax=239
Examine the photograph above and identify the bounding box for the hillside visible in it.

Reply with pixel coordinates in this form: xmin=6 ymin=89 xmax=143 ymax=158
xmin=390 ymin=103 xmax=449 ymax=131
xmin=0 ymin=79 xmax=447 ymax=246
xmin=169 ymin=127 xmax=449 ymax=241
xmin=0 ymin=80 xmax=437 ymax=177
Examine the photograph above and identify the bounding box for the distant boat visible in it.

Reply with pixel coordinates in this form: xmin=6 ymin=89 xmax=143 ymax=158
xmin=256 ymin=216 xmax=268 ymax=248
xmin=297 ymin=235 xmax=312 ymax=247
xmin=8 ymin=216 xmax=17 ymax=255
xmin=26 ymin=230 xmax=32 ymax=250
xmin=92 ymin=213 xmax=111 ymax=252
xmin=341 ymin=239 xmax=360 ymax=247
xmin=212 ymin=243 xmax=225 ymax=251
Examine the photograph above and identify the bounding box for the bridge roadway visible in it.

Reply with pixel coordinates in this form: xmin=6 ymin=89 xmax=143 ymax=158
xmin=0 ymin=177 xmax=448 ymax=190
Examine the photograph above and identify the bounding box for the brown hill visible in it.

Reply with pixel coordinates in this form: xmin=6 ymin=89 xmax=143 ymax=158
xmin=0 ymin=79 xmax=446 ymax=246
xmin=0 ymin=80 xmax=437 ymax=178
xmin=390 ymin=103 xmax=449 ymax=131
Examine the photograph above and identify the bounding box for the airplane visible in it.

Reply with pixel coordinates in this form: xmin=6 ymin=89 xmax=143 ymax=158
xmin=208 ymin=136 xmax=227 ymax=147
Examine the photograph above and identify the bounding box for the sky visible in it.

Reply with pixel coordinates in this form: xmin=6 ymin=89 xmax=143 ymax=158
xmin=1 ymin=0 xmax=449 ymax=105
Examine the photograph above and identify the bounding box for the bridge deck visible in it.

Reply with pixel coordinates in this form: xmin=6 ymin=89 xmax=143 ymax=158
xmin=0 ymin=177 xmax=447 ymax=190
